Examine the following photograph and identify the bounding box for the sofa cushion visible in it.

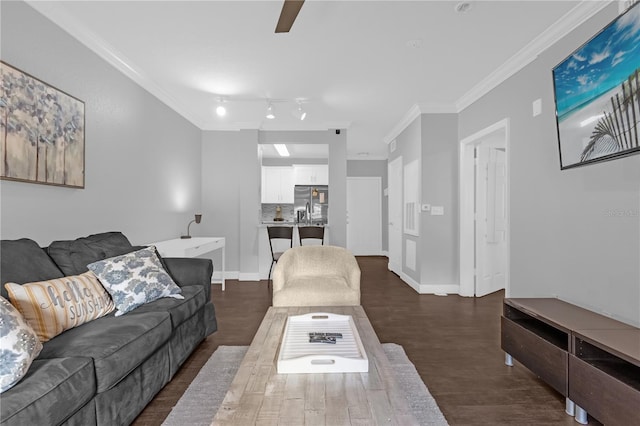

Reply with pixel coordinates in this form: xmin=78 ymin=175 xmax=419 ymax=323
xmin=5 ymin=272 xmax=115 ymax=342
xmin=128 ymin=285 xmax=205 ymax=328
xmin=0 ymin=357 xmax=95 ymax=426
xmin=0 ymin=239 xmax=64 ymax=300
xmin=0 ymin=296 xmax=43 ymax=393
xmin=87 ymin=247 xmax=183 ymax=316
xmin=47 ymin=232 xmax=134 ymax=276
xmin=38 ymin=311 xmax=172 ymax=393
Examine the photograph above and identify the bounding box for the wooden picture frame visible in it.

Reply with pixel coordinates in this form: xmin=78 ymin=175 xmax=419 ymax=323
xmin=0 ymin=61 xmax=85 ymax=188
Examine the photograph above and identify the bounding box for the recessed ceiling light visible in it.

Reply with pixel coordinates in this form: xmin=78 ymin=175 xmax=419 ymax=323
xmin=274 ymin=144 xmax=290 ymax=157
xmin=455 ymin=2 xmax=472 ymax=13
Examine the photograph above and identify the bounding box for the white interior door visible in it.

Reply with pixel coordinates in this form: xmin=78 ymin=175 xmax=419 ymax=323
xmin=475 ymin=146 xmax=507 ymax=297
xmin=347 ymin=177 xmax=381 ymax=255
xmin=388 ymin=157 xmax=403 ymax=274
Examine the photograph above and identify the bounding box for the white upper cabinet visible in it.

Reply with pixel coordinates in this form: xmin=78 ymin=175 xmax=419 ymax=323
xmin=261 ymin=167 xmax=294 ymax=203
xmin=293 ymin=165 xmax=329 ymax=185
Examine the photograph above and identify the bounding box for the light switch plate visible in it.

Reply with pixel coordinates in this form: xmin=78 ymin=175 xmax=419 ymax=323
xmin=431 ymin=206 xmax=444 ymax=215
xmin=532 ymin=99 xmax=542 ymax=117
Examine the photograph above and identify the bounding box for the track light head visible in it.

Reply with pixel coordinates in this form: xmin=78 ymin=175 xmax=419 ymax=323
xmin=266 ymin=103 xmax=275 ymax=119
xmin=292 ymin=102 xmax=307 ymax=121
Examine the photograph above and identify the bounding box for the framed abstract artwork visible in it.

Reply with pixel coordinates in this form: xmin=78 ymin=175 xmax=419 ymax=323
xmin=552 ymin=2 xmax=639 ymax=170
xmin=0 ymin=61 xmax=85 ymax=188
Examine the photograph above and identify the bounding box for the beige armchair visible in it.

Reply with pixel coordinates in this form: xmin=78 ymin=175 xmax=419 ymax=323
xmin=272 ymin=245 xmax=361 ymax=307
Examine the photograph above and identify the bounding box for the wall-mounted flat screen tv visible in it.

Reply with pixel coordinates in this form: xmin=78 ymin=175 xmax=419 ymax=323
xmin=552 ymin=2 xmax=640 ymax=170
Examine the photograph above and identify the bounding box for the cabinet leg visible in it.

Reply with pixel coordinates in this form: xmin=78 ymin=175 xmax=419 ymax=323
xmin=505 ymin=353 xmax=513 ymax=366
xmin=574 ymin=405 xmax=588 ymax=424
xmin=565 ymin=398 xmax=575 ymax=416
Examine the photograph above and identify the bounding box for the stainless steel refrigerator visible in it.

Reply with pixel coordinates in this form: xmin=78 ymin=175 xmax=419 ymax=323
xmin=294 ymin=185 xmax=329 ymax=225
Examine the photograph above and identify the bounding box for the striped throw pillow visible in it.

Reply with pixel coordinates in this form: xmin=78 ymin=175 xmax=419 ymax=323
xmin=4 ymin=271 xmax=115 ymax=342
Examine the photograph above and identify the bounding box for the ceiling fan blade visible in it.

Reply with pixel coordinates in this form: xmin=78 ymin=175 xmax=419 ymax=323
xmin=275 ymin=0 xmax=305 ymax=33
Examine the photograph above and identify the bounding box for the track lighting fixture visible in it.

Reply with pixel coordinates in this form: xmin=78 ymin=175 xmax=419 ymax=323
xmin=215 ymin=96 xmax=227 ymax=117
xmin=292 ymin=102 xmax=307 ymax=121
xmin=265 ymin=103 xmax=276 ymax=119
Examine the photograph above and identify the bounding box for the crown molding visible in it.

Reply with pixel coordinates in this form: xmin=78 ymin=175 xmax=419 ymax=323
xmin=384 ymin=1 xmax=611 ymax=145
xmin=26 ymin=0 xmax=209 ymax=129
xmin=383 ymin=104 xmax=421 ymax=145
xmin=455 ymin=0 xmax=611 ymax=111
xmin=383 ymin=102 xmax=457 ymax=145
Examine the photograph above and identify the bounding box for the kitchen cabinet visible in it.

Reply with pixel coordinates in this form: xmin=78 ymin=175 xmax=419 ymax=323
xmin=262 ymin=167 xmax=294 ymax=203
xmin=293 ymin=164 xmax=328 ymax=185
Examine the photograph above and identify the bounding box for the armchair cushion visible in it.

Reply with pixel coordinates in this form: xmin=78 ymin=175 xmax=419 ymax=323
xmin=272 ymin=246 xmax=361 ymax=307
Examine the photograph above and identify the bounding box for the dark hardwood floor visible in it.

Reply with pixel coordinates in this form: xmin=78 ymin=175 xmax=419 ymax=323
xmin=133 ymin=256 xmax=598 ymax=425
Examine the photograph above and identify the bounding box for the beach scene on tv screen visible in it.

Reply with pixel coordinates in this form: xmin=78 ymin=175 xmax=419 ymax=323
xmin=553 ymin=4 xmax=639 ymax=168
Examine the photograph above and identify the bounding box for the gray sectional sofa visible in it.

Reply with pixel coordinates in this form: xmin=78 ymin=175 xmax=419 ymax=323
xmin=0 ymin=232 xmax=217 ymax=426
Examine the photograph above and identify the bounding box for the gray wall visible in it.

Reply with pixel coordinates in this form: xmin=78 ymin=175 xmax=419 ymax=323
xmin=0 ymin=1 xmax=203 ymax=246
xmin=201 ymin=129 xmax=347 ymax=276
xmin=388 ymin=118 xmax=422 ymax=283
xmin=201 ymin=130 xmax=260 ymax=277
xmin=421 ymin=114 xmax=459 ymax=286
xmin=347 ymin=160 xmax=388 ymax=252
xmin=459 ymin=3 xmax=640 ymax=326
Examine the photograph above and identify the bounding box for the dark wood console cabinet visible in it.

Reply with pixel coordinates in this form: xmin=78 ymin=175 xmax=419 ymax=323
xmin=501 ymin=298 xmax=639 ymax=425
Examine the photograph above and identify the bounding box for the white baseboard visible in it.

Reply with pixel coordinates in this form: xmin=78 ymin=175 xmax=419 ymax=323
xmin=399 ymin=273 xmax=459 ymax=294
xmin=419 ymin=284 xmax=460 ymax=295
xmin=400 ymin=273 xmax=422 ymax=293
xmin=212 ymin=271 xmax=239 ymax=282
xmin=238 ymin=272 xmax=261 ymax=281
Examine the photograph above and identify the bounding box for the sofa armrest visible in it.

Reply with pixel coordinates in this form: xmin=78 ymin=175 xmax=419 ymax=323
xmin=162 ymin=257 xmax=213 ymax=301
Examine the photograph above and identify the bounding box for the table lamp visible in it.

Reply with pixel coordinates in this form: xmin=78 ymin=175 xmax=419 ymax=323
xmin=181 ymin=214 xmax=202 ymax=239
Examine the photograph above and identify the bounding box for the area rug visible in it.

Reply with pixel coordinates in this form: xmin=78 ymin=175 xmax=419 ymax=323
xmin=162 ymin=344 xmax=448 ymax=426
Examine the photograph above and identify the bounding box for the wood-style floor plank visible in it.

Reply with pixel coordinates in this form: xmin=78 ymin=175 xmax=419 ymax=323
xmin=133 ymin=256 xmax=600 ymax=425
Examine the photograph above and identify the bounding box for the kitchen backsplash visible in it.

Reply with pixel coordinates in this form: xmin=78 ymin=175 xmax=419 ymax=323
xmin=261 ymin=203 xmax=294 ymax=222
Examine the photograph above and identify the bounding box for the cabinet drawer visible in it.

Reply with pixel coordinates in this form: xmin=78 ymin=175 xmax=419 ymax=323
xmin=501 ymin=316 xmax=568 ymax=395
xmin=569 ymin=354 xmax=640 ymax=424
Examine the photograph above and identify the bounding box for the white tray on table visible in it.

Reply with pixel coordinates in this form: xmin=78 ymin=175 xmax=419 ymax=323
xmin=277 ymin=312 xmax=369 ymax=374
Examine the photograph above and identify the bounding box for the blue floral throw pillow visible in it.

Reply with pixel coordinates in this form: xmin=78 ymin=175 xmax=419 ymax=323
xmin=87 ymin=246 xmax=183 ymax=316
xmin=0 ymin=296 xmax=43 ymax=393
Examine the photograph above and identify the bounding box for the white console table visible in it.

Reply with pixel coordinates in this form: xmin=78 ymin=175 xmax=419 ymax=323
xmin=149 ymin=237 xmax=226 ymax=291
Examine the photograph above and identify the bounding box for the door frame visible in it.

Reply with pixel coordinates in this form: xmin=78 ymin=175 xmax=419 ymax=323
xmin=459 ymin=118 xmax=510 ymax=297
xmin=387 ymin=156 xmax=403 ymax=275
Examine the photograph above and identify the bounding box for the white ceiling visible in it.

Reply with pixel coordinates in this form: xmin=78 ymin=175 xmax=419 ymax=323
xmin=27 ymin=0 xmax=608 ymax=159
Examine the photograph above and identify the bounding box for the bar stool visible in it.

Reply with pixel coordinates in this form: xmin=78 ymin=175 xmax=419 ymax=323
xmin=298 ymin=226 xmax=324 ymax=246
xmin=267 ymin=226 xmax=293 ymax=285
